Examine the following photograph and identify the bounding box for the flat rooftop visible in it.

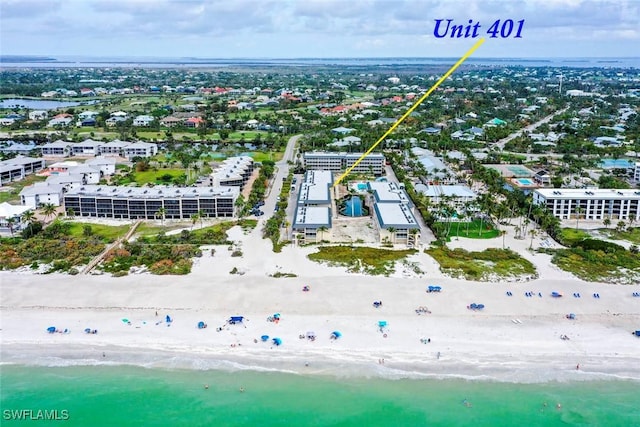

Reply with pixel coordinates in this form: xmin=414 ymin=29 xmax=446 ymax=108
xmin=65 ymin=185 xmax=239 ymax=199
xmin=299 ymin=170 xmax=333 ymax=204
xmin=535 ymin=188 xmax=640 ymax=200
xmin=367 ymin=181 xmax=411 ymax=205
xmin=373 ymin=203 xmax=420 ymax=229
xmin=293 ymin=206 xmax=331 ymax=228
xmin=418 ymin=184 xmax=477 ymax=198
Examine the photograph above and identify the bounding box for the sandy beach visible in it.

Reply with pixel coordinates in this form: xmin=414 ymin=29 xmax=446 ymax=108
xmin=2 ymin=224 xmax=640 ymax=383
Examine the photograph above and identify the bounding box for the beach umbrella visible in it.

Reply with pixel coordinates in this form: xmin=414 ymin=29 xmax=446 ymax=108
xmin=378 ymin=321 xmax=387 ymax=328
xmin=47 ymin=326 xmax=56 ymax=333
xmin=331 ymin=331 xmax=342 ymax=339
xmin=121 ymin=318 xmax=129 ymax=323
xmin=84 ymin=328 xmax=91 ymax=334
xmin=197 ymin=321 xmax=205 ymax=329
xmin=261 ymin=335 xmax=269 ymax=342
xmin=273 ymin=313 xmax=281 ymax=319
xmin=272 ymin=337 xmax=282 ymax=346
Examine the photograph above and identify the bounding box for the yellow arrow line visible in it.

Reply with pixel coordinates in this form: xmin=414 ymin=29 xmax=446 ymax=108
xmin=333 ymin=37 xmax=486 ymax=187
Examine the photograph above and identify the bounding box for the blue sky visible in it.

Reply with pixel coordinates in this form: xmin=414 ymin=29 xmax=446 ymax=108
xmin=1 ymin=0 xmax=638 ymax=58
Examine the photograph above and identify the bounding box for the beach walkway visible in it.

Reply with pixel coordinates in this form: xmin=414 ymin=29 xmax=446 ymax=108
xmin=81 ymin=220 xmax=142 ymax=274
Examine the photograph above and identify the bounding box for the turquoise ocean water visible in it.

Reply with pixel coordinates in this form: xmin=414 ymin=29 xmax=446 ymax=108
xmin=2 ymin=365 xmax=639 ymax=427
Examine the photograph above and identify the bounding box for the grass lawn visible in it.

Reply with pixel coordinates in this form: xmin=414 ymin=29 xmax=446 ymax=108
xmin=250 ymin=151 xmax=284 ymax=162
xmin=66 ymin=222 xmax=130 ymax=243
xmin=308 ymin=246 xmax=416 ymax=276
xmin=134 ymin=168 xmax=185 ymax=185
xmin=436 ymin=220 xmax=500 ymax=240
xmin=134 ymin=222 xmax=190 ymax=237
xmin=600 ymin=227 xmax=640 ymax=245
xmin=0 ymin=174 xmax=47 ymax=204
xmin=426 ymin=247 xmax=537 ymax=281
xmin=558 ymin=228 xmax=591 ymax=245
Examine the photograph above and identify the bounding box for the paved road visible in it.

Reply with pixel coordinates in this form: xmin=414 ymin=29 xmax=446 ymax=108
xmin=258 ymin=134 xmax=301 ymax=224
xmin=492 ymin=106 xmax=569 ymax=151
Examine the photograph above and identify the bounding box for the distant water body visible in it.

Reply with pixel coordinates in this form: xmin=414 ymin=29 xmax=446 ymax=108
xmin=2 ymin=364 xmax=639 ymax=426
xmin=1 ymin=56 xmax=639 ymax=69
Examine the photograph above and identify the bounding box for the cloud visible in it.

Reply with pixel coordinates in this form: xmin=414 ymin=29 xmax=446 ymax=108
xmin=0 ymin=0 xmax=638 ymax=57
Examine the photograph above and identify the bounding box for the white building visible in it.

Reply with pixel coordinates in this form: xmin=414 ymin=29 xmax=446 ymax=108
xmin=41 ymin=140 xmax=72 ymax=157
xmin=67 ymin=165 xmax=101 ymax=184
xmin=63 ymin=185 xmax=239 ymax=219
xmin=292 ymin=170 xmax=333 ymax=242
xmin=122 ymin=142 xmax=158 ymax=159
xmin=303 ymin=152 xmax=385 ymax=175
xmin=99 ymin=140 xmax=131 ymax=156
xmin=415 ymin=184 xmax=477 ymax=215
xmin=19 ymin=182 xmax=66 ymax=208
xmin=0 ymin=157 xmax=46 ymax=185
xmin=133 ymin=115 xmax=155 ymax=126
xmin=28 ymin=110 xmax=48 ymax=121
xmin=209 ymin=156 xmax=254 ymax=189
xmin=86 ymin=157 xmax=116 ymax=176
xmin=372 ymin=202 xmax=420 ymax=246
xmin=0 ymin=202 xmax=32 ymax=234
xmin=71 ymin=139 xmax=103 ymax=156
xmin=533 ymin=188 xmax=640 ymax=221
xmin=634 ymin=162 xmax=640 ymax=182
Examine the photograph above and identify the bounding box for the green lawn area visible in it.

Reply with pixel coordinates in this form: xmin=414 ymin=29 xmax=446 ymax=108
xmin=0 ymin=174 xmax=47 ymax=204
xmin=435 ymin=220 xmax=500 ymax=240
xmin=557 ymin=228 xmax=591 ymax=246
xmin=66 ymin=222 xmax=130 ymax=243
xmin=134 ymin=168 xmax=185 ymax=185
xmin=134 ymin=222 xmax=190 ymax=237
xmin=308 ymin=246 xmax=417 ymax=276
xmin=600 ymin=227 xmax=640 ymax=244
xmin=426 ymin=247 xmax=537 ymax=281
xmin=249 ymin=151 xmax=283 ymax=162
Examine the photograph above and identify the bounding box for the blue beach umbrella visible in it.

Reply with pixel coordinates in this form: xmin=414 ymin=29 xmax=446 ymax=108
xmin=331 ymin=331 xmax=342 ymax=339
xmin=261 ymin=335 xmax=269 ymax=342
xmin=197 ymin=321 xmax=205 ymax=329
xmin=47 ymin=326 xmax=56 ymax=333
xmin=272 ymin=337 xmax=282 ymax=346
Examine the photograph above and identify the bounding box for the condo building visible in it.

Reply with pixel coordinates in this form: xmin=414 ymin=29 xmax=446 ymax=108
xmin=63 ymin=185 xmax=239 ymax=219
xmin=303 ymin=152 xmax=385 ymax=175
xmin=533 ymin=188 xmax=640 ymax=221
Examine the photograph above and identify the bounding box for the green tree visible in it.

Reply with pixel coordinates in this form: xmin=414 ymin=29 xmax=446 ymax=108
xmin=40 ymin=203 xmax=57 ymax=223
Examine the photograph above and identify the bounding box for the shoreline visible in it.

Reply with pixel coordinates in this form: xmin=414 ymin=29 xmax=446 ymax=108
xmin=2 ymin=271 xmax=639 ymax=384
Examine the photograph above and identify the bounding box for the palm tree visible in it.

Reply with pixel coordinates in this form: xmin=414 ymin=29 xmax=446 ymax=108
xmin=616 ymin=220 xmax=626 ymax=233
xmin=575 ymin=207 xmax=584 ymax=230
xmin=6 ymin=217 xmax=16 ymax=236
xmin=21 ymin=210 xmax=35 ymax=225
xmin=529 ymin=229 xmax=538 ymax=250
xmin=40 ymin=203 xmax=57 ymax=223
xmin=387 ymin=227 xmax=396 ymax=244
xmin=155 ymin=207 xmax=166 ymax=226
xmin=603 ymin=217 xmax=611 ymax=229
xmin=317 ymin=226 xmax=328 ymax=243
xmin=198 ymin=209 xmax=206 ymax=229
xmin=190 ymin=213 xmax=199 ymax=231
xmin=66 ymin=207 xmax=75 ymax=218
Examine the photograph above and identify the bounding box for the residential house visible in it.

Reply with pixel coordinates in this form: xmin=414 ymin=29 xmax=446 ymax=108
xmin=133 ymin=115 xmax=155 ymax=127
xmin=28 ymin=110 xmax=48 ymax=121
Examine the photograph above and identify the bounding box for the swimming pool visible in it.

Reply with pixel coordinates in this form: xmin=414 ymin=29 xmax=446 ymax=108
xmin=340 ymin=196 xmax=367 ymax=217
xmin=514 ymin=178 xmax=534 ymax=186
xmin=600 ymin=159 xmax=634 ymax=169
xmin=357 ymin=183 xmax=368 ymax=190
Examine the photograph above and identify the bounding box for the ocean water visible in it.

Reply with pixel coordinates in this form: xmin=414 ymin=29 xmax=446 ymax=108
xmin=1 ymin=365 xmax=639 ymax=427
